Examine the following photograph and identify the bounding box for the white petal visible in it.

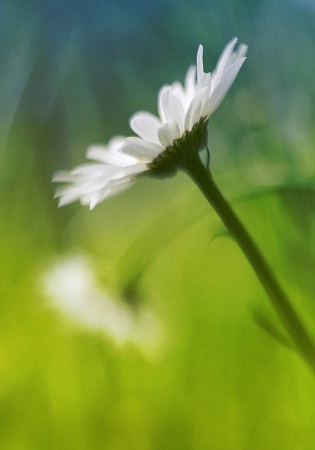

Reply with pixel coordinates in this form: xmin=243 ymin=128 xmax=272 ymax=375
xmin=87 ymin=145 xmax=137 ymax=167
xmin=88 ymin=192 xmax=104 ymax=210
xmin=158 ymin=122 xmax=180 ymax=148
xmin=55 ymin=184 xmax=94 ymax=207
xmin=171 ymin=82 xmax=186 ymax=108
xmin=85 ymin=136 xmax=139 ymax=168
xmin=123 ymin=137 xmax=163 ymax=161
xmin=196 ymin=71 xmax=211 ymax=92
xmin=208 ymin=57 xmax=246 ymax=115
xmin=107 ymin=136 xmax=127 ymax=151
xmin=130 ymin=112 xmax=161 ymax=145
xmin=57 ymin=193 xmax=81 ymax=208
xmin=213 ymin=37 xmax=238 ymax=83
xmin=237 ymin=43 xmax=248 ymax=59
xmin=200 ymin=96 xmax=212 ymax=119
xmin=116 ymin=163 xmax=148 ymax=177
xmin=211 ymin=38 xmax=247 ymax=93
xmin=70 ymin=164 xmax=118 ymax=177
xmin=184 ymin=65 xmax=197 ymax=102
xmin=157 ymin=85 xmax=168 ymax=122
xmin=55 ymin=163 xmax=146 ymax=209
xmin=87 ymin=165 xmax=147 ymax=209
xmin=171 ymin=66 xmax=197 ymax=113
xmin=158 ymin=86 xmax=185 ymax=132
xmin=86 ymin=145 xmax=114 ymax=163
xmin=53 ymin=171 xmax=77 ymax=183
xmin=184 ymin=87 xmax=208 ymax=131
xmin=196 ymin=45 xmax=204 ymax=83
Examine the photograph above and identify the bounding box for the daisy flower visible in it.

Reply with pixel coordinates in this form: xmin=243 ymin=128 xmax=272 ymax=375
xmin=54 ymin=37 xmax=247 ymax=209
xmin=41 ymin=255 xmax=163 ymax=359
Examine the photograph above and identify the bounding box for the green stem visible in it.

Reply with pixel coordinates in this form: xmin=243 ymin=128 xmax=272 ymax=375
xmin=184 ymin=154 xmax=315 ymax=375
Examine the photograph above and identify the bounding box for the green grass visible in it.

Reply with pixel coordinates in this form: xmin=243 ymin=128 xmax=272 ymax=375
xmin=1 ymin=170 xmax=315 ymax=450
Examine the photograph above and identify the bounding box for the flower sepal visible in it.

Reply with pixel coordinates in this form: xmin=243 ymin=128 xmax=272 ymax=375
xmin=148 ymin=118 xmax=208 ymax=178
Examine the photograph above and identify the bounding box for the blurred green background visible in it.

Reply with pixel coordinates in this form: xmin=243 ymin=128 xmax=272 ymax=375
xmin=1 ymin=0 xmax=315 ymax=448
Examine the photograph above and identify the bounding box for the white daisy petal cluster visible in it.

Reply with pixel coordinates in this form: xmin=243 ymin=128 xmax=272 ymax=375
xmin=54 ymin=37 xmax=247 ymax=209
xmin=129 ymin=37 xmax=247 ymax=156
xmin=41 ymin=255 xmax=163 ymax=359
xmin=53 ymin=137 xmax=147 ymax=209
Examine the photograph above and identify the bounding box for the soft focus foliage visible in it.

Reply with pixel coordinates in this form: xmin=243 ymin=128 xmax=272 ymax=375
xmin=1 ymin=0 xmax=315 ymax=448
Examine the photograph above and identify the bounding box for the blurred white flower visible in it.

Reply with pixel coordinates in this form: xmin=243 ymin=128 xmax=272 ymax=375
xmin=41 ymin=255 xmax=163 ymax=359
xmin=54 ymin=38 xmax=247 ymax=209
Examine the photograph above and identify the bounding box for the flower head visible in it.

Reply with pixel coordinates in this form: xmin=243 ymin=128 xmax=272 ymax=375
xmin=54 ymin=37 xmax=247 ymax=209
xmin=41 ymin=255 xmax=163 ymax=359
